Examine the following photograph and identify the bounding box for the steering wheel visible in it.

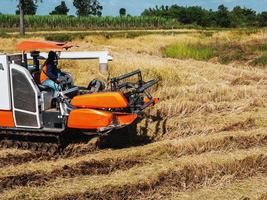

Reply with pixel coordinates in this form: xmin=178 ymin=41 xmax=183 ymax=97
xmin=87 ymin=79 xmax=105 ymax=92
xmin=58 ymin=73 xmax=74 ymax=90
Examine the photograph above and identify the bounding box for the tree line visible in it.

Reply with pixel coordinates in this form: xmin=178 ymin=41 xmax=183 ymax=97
xmin=14 ymin=0 xmax=128 ymax=17
xmin=14 ymin=0 xmax=123 ymax=35
xmin=142 ymin=4 xmax=267 ymax=27
xmin=12 ymin=1 xmax=267 ymax=27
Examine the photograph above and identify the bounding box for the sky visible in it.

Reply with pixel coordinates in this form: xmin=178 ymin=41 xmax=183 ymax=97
xmin=0 ymin=0 xmax=267 ymax=16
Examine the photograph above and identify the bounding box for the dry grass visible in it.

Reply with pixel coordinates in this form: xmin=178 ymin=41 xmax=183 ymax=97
xmin=0 ymin=128 xmax=265 ymax=178
xmin=2 ymin=147 xmax=267 ymax=199
xmin=0 ymin=149 xmax=30 ymax=158
xmin=0 ymin=29 xmax=266 ymax=200
xmin=172 ymin=175 xmax=267 ymax=200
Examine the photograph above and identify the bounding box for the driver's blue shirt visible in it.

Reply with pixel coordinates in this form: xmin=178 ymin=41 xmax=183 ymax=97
xmin=46 ymin=61 xmax=62 ymax=82
xmin=42 ymin=60 xmax=62 ymax=97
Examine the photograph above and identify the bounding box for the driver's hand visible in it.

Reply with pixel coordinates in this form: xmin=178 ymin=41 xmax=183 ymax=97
xmin=56 ymin=78 xmax=62 ymax=83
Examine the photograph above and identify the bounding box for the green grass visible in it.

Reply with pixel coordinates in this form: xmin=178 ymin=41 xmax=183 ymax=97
xmin=250 ymin=55 xmax=267 ymax=67
xmin=162 ymin=39 xmax=267 ymax=65
xmin=258 ymin=44 xmax=267 ymax=51
xmin=163 ymin=43 xmax=214 ymax=61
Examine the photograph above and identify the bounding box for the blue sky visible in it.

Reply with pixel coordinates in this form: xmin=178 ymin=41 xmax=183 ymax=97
xmin=1 ymin=0 xmax=267 ymax=16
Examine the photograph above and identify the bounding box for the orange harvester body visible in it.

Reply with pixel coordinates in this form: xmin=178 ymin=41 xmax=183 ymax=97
xmin=67 ymin=109 xmax=137 ymax=130
xmin=68 ymin=92 xmax=138 ymax=130
xmin=16 ymin=40 xmax=73 ymax=51
xmin=0 ymin=111 xmax=15 ymax=128
xmin=71 ymin=92 xmax=128 ymax=109
xmin=68 ymin=109 xmax=113 ymax=129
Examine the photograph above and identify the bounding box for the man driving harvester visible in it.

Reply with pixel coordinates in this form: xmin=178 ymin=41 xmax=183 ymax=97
xmin=40 ymin=51 xmax=64 ymax=97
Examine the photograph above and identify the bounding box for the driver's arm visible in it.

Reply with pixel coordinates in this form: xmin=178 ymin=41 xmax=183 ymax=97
xmin=46 ymin=63 xmax=59 ymax=82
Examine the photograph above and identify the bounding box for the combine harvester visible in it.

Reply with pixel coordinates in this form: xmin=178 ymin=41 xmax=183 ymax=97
xmin=0 ymin=40 xmax=159 ymax=153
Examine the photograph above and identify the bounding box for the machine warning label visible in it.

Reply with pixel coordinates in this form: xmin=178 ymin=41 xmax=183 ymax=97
xmin=0 ymin=63 xmax=4 ymax=71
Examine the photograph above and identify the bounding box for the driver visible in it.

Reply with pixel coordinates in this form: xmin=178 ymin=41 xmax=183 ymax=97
xmin=40 ymin=51 xmax=64 ymax=97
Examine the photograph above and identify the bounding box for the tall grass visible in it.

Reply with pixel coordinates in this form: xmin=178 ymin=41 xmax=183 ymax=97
xmin=250 ymin=55 xmax=267 ymax=67
xmin=0 ymin=14 xmax=178 ymax=30
xmin=258 ymin=44 xmax=267 ymax=51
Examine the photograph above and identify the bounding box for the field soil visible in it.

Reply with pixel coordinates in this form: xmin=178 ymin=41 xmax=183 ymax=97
xmin=0 ymin=30 xmax=266 ymax=200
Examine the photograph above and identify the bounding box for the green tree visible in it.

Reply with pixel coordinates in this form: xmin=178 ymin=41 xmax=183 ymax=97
xmin=50 ymin=1 xmax=69 ymax=15
xmin=142 ymin=4 xmax=211 ymax=26
xmin=167 ymin=5 xmax=184 ymax=19
xmin=258 ymin=12 xmax=267 ymax=27
xmin=141 ymin=3 xmax=261 ymax=28
xmin=241 ymin=7 xmax=257 ymax=26
xmin=119 ymin=8 xmax=126 ymax=16
xmin=231 ymin=6 xmax=245 ymax=27
xmin=178 ymin=6 xmax=210 ymax=26
xmin=231 ymin=6 xmax=256 ymax=27
xmin=16 ymin=0 xmax=37 ymax=15
xmin=216 ymin=4 xmax=231 ymax=27
xmin=142 ymin=5 xmax=173 ymax=18
xmin=73 ymin=0 xmax=103 ymax=16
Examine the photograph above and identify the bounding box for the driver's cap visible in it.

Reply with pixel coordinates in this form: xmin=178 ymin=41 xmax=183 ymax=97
xmin=48 ymin=51 xmax=58 ymax=60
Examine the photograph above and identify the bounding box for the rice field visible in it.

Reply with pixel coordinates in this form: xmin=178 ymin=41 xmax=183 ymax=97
xmin=0 ymin=29 xmax=266 ymax=200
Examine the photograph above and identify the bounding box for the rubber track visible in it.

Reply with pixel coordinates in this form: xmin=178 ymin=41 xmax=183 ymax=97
xmin=0 ymin=130 xmax=63 ymax=155
xmin=0 ymin=130 xmax=102 ymax=157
